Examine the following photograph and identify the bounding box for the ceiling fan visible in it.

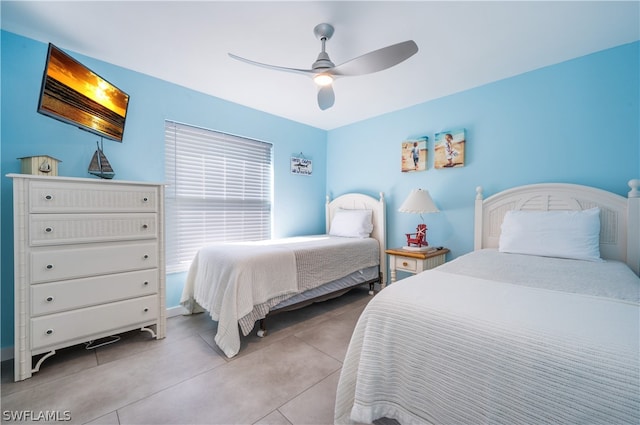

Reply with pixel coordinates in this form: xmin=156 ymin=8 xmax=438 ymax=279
xmin=228 ymin=23 xmax=419 ymax=110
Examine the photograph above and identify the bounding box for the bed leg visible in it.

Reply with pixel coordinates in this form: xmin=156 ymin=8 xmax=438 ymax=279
xmin=369 ymin=281 xmax=375 ymax=295
xmin=257 ymin=319 xmax=267 ymax=337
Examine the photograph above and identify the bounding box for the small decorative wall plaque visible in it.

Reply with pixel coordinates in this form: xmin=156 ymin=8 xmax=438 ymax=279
xmin=291 ymin=155 xmax=312 ymax=175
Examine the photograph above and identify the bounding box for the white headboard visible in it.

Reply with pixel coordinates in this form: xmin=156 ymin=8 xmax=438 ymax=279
xmin=474 ymin=180 xmax=640 ymax=275
xmin=326 ymin=192 xmax=387 ymax=284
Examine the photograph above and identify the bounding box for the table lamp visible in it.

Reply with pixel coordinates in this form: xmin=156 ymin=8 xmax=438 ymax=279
xmin=398 ymin=188 xmax=439 ymax=250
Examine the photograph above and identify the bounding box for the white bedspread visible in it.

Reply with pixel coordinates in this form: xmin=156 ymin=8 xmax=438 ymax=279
xmin=438 ymin=249 xmax=640 ymax=303
xmin=181 ymin=235 xmax=379 ymax=358
xmin=335 ymin=252 xmax=640 ymax=424
xmin=182 ymin=243 xmax=297 ymax=358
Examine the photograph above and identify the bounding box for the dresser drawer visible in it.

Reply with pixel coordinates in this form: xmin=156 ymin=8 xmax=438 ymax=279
xmin=31 ymin=295 xmax=159 ymax=350
xmin=31 ymin=242 xmax=159 ymax=283
xmin=31 ymin=269 xmax=158 ymax=316
xmin=29 ymin=180 xmax=158 ymax=213
xmin=30 ymin=213 xmax=158 ymax=246
xmin=394 ymin=256 xmax=418 ymax=272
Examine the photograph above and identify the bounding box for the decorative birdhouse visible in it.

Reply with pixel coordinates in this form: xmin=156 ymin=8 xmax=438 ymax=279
xmin=18 ymin=155 xmax=61 ymax=176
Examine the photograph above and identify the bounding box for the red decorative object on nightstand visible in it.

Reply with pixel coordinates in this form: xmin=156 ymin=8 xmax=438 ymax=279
xmin=405 ymin=223 xmax=428 ymax=248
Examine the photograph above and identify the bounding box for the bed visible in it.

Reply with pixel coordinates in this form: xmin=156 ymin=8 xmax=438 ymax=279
xmin=180 ymin=192 xmax=386 ymax=358
xmin=335 ymin=180 xmax=640 ymax=424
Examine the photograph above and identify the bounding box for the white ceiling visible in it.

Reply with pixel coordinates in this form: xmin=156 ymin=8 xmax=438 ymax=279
xmin=2 ymin=1 xmax=639 ymax=130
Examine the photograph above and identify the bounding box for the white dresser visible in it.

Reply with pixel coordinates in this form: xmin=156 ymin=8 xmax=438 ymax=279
xmin=9 ymin=174 xmax=166 ymax=381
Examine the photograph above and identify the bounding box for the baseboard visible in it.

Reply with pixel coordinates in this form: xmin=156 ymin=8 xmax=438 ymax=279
xmin=1 ymin=307 xmax=192 ymax=362
xmin=166 ymin=305 xmax=190 ymax=317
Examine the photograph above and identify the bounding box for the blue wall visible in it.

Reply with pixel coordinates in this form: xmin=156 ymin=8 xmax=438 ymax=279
xmin=1 ymin=31 xmax=638 ymax=351
xmin=328 ymin=41 xmax=639 ymax=263
xmin=0 ymin=31 xmax=327 ymax=350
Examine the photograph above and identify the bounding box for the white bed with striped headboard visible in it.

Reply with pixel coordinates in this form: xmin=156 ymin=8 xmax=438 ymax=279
xmin=474 ymin=179 xmax=640 ymax=274
xmin=181 ymin=191 xmax=386 ymax=358
xmin=326 ymin=192 xmax=387 ymax=284
xmin=336 ymin=180 xmax=640 ymax=425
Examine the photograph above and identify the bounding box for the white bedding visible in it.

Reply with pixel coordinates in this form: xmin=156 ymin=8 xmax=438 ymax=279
xmin=438 ymin=249 xmax=640 ymax=303
xmin=181 ymin=235 xmax=379 ymax=357
xmin=335 ymin=250 xmax=640 ymax=424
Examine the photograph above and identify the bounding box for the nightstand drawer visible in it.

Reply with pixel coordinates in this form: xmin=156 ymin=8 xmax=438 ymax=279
xmin=394 ymin=256 xmax=418 ymax=272
xmin=385 ymin=247 xmax=450 ymax=285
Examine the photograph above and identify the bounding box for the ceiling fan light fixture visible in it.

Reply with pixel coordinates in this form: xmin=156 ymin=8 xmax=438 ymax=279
xmin=228 ymin=23 xmax=418 ymax=110
xmin=313 ymin=73 xmax=333 ymax=86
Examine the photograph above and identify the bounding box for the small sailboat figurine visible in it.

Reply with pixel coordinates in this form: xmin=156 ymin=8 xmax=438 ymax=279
xmin=88 ymin=140 xmax=115 ymax=179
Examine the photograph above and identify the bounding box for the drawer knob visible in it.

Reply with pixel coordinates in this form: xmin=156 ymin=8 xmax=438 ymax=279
xmin=44 ymin=194 xmax=53 ymax=201
xmin=143 ymin=197 xmax=149 ymax=202
xmin=143 ymin=281 xmax=149 ymax=286
xmin=142 ymin=224 xmax=149 ymax=229
xmin=402 ymin=261 xmax=409 ymax=267
xmin=46 ymin=264 xmax=54 ymax=270
xmin=46 ymin=329 xmax=54 ymax=335
xmin=143 ymin=308 xmax=149 ymax=313
xmin=143 ymin=254 xmax=149 ymax=260
xmin=46 ymin=296 xmax=54 ymax=302
xmin=45 ymin=227 xmax=53 ymax=233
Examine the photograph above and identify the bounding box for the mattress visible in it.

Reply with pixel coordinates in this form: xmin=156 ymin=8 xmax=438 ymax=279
xmin=181 ymin=235 xmax=379 ymax=357
xmin=335 ymin=250 xmax=640 ymax=424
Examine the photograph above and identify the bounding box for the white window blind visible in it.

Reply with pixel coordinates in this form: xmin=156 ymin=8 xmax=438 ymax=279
xmin=165 ymin=121 xmax=273 ymax=273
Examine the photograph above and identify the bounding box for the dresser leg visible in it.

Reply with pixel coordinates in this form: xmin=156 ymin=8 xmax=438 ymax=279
xmin=140 ymin=326 xmax=157 ymax=338
xmin=32 ymin=350 xmax=56 ymax=374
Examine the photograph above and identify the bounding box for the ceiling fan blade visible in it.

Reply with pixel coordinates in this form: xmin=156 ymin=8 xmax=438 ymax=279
xmin=331 ymin=40 xmax=418 ymax=76
xmin=317 ymin=85 xmax=335 ymax=110
xmin=228 ymin=53 xmax=315 ymax=77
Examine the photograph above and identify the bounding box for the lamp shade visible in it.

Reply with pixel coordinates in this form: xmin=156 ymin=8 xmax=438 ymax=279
xmin=398 ymin=189 xmax=439 ymax=214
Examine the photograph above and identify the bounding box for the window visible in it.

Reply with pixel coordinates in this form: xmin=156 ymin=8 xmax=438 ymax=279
xmin=165 ymin=121 xmax=273 ymax=273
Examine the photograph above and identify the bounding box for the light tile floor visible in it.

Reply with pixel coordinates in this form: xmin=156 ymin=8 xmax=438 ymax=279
xmin=1 ymin=286 xmax=373 ymax=425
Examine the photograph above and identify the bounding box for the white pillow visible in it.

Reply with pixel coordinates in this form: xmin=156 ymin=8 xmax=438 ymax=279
xmin=498 ymin=207 xmax=602 ymax=262
xmin=329 ymin=209 xmax=374 ymax=238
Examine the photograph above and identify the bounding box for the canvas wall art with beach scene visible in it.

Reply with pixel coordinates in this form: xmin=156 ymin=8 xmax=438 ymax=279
xmin=435 ymin=128 xmax=465 ymax=168
xmin=401 ymin=137 xmax=428 ymax=172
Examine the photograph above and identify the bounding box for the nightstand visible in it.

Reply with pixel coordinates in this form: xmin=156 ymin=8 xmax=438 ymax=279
xmin=385 ymin=247 xmax=450 ymax=285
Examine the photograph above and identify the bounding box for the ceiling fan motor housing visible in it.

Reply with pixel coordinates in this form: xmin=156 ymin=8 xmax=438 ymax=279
xmin=312 ymin=51 xmax=335 ymax=70
xmin=312 ymin=23 xmax=336 ymax=70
